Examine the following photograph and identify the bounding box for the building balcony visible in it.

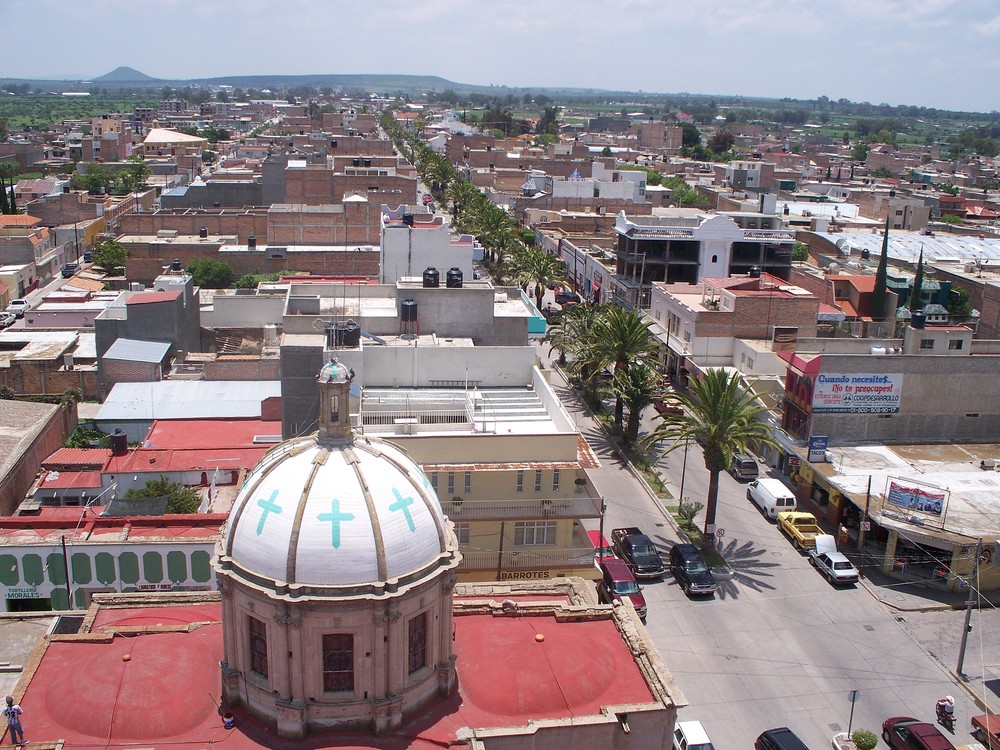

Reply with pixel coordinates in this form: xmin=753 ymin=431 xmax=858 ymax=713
xmin=458 ymin=547 xmax=595 ymax=574
xmin=444 ymin=493 xmax=603 ymax=521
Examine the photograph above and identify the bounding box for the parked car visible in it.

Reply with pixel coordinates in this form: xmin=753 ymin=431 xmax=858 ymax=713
xmin=668 ymin=543 xmax=717 ymax=596
xmin=0 ymin=312 xmax=15 ymax=329
xmin=882 ymin=717 xmax=954 ymax=750
xmin=747 ymin=477 xmax=797 ymax=519
xmin=808 ymin=535 xmax=860 ymax=585
xmin=83 ymin=250 xmax=93 ymax=262
xmin=674 ymin=720 xmax=715 ymax=750
xmin=5 ymin=299 xmax=29 ymax=318
xmin=730 ymin=451 xmax=759 ymax=480
xmin=611 ymin=527 xmax=664 ymax=579
xmin=777 ymin=511 xmax=824 ymax=550
xmin=61 ymin=262 xmax=80 ymax=278
xmin=755 ymin=727 xmax=811 ymax=750
xmin=972 ymin=713 xmax=1000 ymax=750
xmin=587 ymin=529 xmax=616 ymax=561
xmin=555 ymin=289 xmax=582 ymax=305
xmin=596 ymin=558 xmax=647 ymax=619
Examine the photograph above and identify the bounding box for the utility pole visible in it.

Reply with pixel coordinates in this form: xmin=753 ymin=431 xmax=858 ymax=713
xmin=956 ymin=537 xmax=983 ymax=678
xmin=61 ymin=535 xmax=73 ymax=610
xmin=857 ymin=476 xmax=872 ymax=554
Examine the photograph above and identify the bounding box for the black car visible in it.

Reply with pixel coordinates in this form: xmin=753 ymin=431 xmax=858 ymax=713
xmin=669 ymin=543 xmax=717 ymax=596
xmin=83 ymin=250 xmax=93 ymax=262
xmin=61 ymin=263 xmax=80 ymax=278
xmin=554 ymin=289 xmax=581 ymax=305
xmin=755 ymin=728 xmax=811 ymax=750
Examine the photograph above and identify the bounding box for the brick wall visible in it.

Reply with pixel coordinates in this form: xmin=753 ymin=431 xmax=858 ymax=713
xmin=204 ymin=357 xmax=280 ymax=381
xmin=260 ymin=396 xmax=282 ymax=422
xmin=267 ymin=201 xmax=384 ymax=245
xmin=104 ymin=359 xmax=161 ymax=387
xmin=119 ymin=210 xmax=268 ymax=241
xmin=1 ymin=361 xmax=99 ymax=399
xmin=0 ymin=402 xmax=76 ymax=515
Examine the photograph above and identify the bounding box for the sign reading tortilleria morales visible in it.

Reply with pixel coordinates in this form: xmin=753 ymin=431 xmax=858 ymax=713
xmin=812 ymin=373 xmax=903 ymax=414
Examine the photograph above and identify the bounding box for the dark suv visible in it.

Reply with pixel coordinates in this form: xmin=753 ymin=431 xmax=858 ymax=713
xmin=882 ymin=717 xmax=955 ymax=750
xmin=755 ymin=728 xmax=810 ymax=750
xmin=669 ymin=543 xmax=717 ymax=596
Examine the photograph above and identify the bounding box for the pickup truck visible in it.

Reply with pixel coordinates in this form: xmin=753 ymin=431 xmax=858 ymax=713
xmin=776 ymin=511 xmax=824 ymax=550
xmin=808 ymin=535 xmax=860 ymax=584
xmin=611 ymin=527 xmax=665 ymax=579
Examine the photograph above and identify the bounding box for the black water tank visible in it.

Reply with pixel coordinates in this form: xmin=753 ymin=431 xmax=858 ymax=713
xmin=353 ymin=158 xmax=360 ymax=167
xmin=341 ymin=319 xmax=361 ymax=348
xmin=110 ymin=429 xmax=128 ymax=457
xmin=199 ymin=227 xmax=208 ymax=238
xmin=248 ymin=235 xmax=257 ymax=249
xmin=861 ymin=248 xmax=871 ymax=260
xmin=749 ymin=265 xmax=762 ymax=278
xmin=171 ymin=258 xmax=183 ymax=272
xmin=402 ymin=213 xmax=414 ymax=226
xmin=911 ymin=309 xmax=926 ymax=329
xmin=401 ymin=298 xmax=418 ymax=321
xmin=446 ymin=267 xmax=464 ymax=288
xmin=364 ymin=159 xmax=372 ymax=167
xmin=422 ymin=267 xmax=440 ymax=288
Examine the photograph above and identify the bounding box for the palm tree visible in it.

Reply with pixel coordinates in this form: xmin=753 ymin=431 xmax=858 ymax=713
xmin=613 ymin=362 xmax=662 ymax=446
xmin=511 ymin=247 xmax=567 ymax=309
xmin=643 ymin=369 xmax=778 ymax=552
xmin=583 ymin=306 xmax=658 ymax=433
xmin=445 ymin=179 xmax=481 ymax=220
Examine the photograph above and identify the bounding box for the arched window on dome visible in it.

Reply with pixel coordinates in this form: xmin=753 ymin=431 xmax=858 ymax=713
xmin=323 ymin=634 xmax=354 ymax=692
xmin=329 ymin=394 xmax=340 ymax=423
xmin=248 ymin=615 xmax=268 ymax=678
xmin=408 ymin=611 xmax=427 ymax=675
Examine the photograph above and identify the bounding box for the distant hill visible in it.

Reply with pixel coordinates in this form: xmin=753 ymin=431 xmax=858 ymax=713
xmin=92 ymin=66 xmax=159 ymax=83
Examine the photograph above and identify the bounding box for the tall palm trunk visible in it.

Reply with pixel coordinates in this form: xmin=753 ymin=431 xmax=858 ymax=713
xmin=703 ymin=469 xmax=721 ymax=552
xmin=613 ymin=361 xmax=626 ymax=432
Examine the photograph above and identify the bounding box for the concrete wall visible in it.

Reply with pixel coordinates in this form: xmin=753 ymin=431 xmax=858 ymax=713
xmin=359 ymin=345 xmax=535 ymax=388
xmin=203 ymin=294 xmax=286 ymax=328
xmin=0 ymin=401 xmax=76 ymax=515
xmin=380 ymin=223 xmax=475 ymax=284
xmin=809 ymin=352 xmax=1000 ymax=443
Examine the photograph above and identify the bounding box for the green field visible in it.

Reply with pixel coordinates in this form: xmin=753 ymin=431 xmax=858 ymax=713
xmin=0 ymin=95 xmax=160 ymax=130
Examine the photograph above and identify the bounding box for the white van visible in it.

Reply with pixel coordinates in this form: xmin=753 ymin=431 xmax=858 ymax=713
xmin=747 ymin=478 xmax=797 ymax=519
xmin=674 ymin=720 xmax=716 ymax=750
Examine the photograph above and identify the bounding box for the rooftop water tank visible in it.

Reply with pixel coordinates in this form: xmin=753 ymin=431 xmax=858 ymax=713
xmin=422 ymin=267 xmax=440 ymax=288
xmin=446 ymin=267 xmax=463 ymax=288
xmin=110 ymin=429 xmax=128 ymax=457
xmin=171 ymin=258 xmax=182 ymax=272
xmin=400 ymin=298 xmax=418 ymax=321
xmin=911 ymin=310 xmax=927 ymax=329
xmin=248 ymin=235 xmax=257 ymax=249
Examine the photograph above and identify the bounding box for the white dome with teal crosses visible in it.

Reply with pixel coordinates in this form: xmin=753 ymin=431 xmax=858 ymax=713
xmin=221 ymin=434 xmax=452 ymax=594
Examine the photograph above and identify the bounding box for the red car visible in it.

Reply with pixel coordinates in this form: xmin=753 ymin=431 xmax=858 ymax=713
xmin=881 ymin=717 xmax=954 ymax=750
xmin=596 ymin=558 xmax=647 ymax=619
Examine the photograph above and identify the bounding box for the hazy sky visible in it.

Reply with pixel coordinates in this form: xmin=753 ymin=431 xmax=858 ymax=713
xmin=3 ymin=0 xmax=999 ymax=112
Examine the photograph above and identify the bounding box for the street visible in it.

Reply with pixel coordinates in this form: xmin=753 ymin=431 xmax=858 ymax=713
xmin=537 ymin=338 xmax=999 ymax=750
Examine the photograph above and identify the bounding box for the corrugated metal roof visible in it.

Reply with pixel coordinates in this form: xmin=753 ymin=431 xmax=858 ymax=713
xmin=42 ymin=448 xmax=111 ymax=468
xmin=103 ymin=338 xmax=171 ymax=363
xmin=96 ymin=381 xmax=281 ymax=421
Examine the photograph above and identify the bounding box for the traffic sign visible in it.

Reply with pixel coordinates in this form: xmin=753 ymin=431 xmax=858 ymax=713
xmin=860 ymin=521 xmax=871 ymax=532
xmin=716 ymin=528 xmax=725 ymax=538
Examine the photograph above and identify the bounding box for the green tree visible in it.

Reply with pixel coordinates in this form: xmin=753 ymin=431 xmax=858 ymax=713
xmin=852 ymin=142 xmax=870 ymax=161
xmin=119 ymin=156 xmax=150 ymax=193
xmin=601 ymin=146 xmax=613 ymax=157
xmin=91 ymin=239 xmax=130 ymax=275
xmin=613 ymin=362 xmax=661 ymax=446
xmin=948 ymin=285 xmax=971 ymax=316
xmin=708 ymin=129 xmax=735 ymax=153
xmin=680 ymin=122 xmax=701 ymax=147
xmin=644 ymin=369 xmax=778 ymax=551
xmin=583 ymin=306 xmax=658 ymax=433
xmin=187 ymin=258 xmax=234 ymax=288
xmin=870 ymin=214 xmax=891 ymax=320
xmin=125 ymin=475 xmax=201 ymax=514
xmin=908 ymin=245 xmax=924 ymax=311
xmin=511 ymin=247 xmax=567 ymax=310
xmin=792 ymin=241 xmax=809 ymax=262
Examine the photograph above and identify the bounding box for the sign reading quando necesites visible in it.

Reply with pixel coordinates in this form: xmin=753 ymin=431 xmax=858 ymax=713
xmin=812 ymin=373 xmax=903 ymax=414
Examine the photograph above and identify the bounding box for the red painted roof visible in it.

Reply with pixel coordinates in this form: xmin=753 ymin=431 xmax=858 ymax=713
xmin=144 ymin=419 xmax=282 ymax=449
xmin=105 ymin=447 xmax=269 ymax=474
xmin=42 ymin=447 xmax=112 ymax=469
xmin=0 ymin=513 xmax=226 ymax=542
xmin=126 ymin=290 xmax=181 ymax=305
xmin=19 ymin=601 xmax=656 ymax=749
xmin=37 ymin=469 xmax=103 ymax=489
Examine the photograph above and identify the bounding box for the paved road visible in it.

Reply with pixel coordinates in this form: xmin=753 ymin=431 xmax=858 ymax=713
xmin=536 ymin=338 xmax=997 ymax=749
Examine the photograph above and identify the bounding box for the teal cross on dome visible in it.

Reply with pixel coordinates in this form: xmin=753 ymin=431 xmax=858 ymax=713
xmin=389 ymin=488 xmax=416 ymax=532
xmin=318 ymin=499 xmax=355 ymax=548
xmin=256 ymin=489 xmax=282 ymax=535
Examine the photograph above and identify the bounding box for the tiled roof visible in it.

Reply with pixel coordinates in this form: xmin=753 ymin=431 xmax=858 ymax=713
xmin=126 ymin=290 xmax=181 ymax=305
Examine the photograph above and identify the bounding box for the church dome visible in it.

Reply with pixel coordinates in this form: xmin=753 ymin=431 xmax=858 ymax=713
xmin=221 ymin=434 xmax=450 ymax=593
